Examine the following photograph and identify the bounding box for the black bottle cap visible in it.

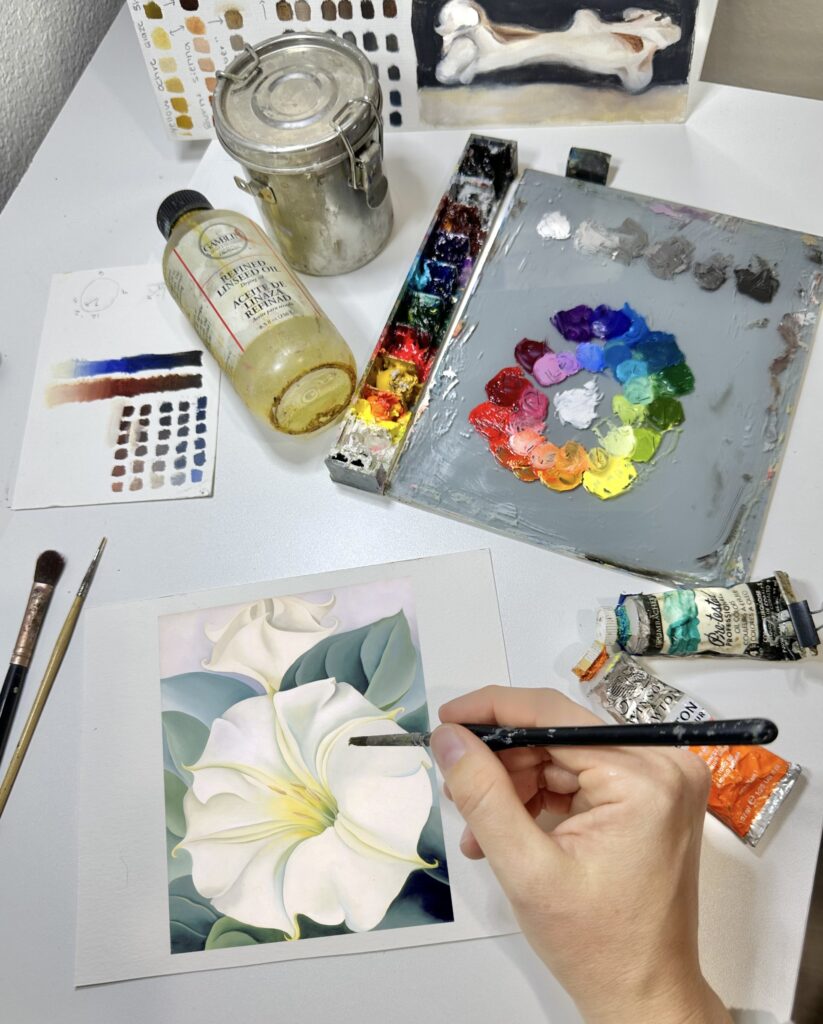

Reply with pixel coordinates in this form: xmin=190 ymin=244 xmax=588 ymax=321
xmin=157 ymin=190 xmax=213 ymax=239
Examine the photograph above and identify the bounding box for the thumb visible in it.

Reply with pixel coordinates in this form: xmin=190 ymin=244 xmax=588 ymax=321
xmin=430 ymin=724 xmax=546 ymax=886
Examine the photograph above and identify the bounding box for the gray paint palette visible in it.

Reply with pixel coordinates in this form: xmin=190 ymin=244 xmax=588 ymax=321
xmin=386 ymin=169 xmax=822 ymax=585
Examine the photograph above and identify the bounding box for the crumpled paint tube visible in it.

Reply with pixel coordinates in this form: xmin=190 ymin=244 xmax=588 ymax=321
xmin=573 ymin=646 xmax=802 ymax=847
xmin=595 ymin=572 xmax=819 ymax=661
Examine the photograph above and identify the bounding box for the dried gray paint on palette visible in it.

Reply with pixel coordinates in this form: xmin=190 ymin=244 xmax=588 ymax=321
xmin=388 ymin=169 xmax=822 ymax=586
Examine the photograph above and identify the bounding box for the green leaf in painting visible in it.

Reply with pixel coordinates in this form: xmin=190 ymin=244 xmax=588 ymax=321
xmin=375 ymin=869 xmax=454 ymax=931
xmin=204 ymin=914 xmax=351 ymax=950
xmin=324 ymin=635 xmax=369 ymax=692
xmin=362 ymin=612 xmax=417 ymax=710
xmin=205 ymin=916 xmax=288 ymax=950
xmin=397 ymin=704 xmax=430 ymax=734
xmin=162 ymin=710 xmax=209 ymax=783
xmin=169 ymin=875 xmax=220 ymax=954
xmin=280 ymin=611 xmax=418 ymax=711
xmin=295 ymin=914 xmax=352 ymax=939
xmin=418 ymin=804 xmax=450 ymax=885
xmin=161 ymin=672 xmax=257 ymax=727
xmin=164 ymin=770 xmax=188 ymax=838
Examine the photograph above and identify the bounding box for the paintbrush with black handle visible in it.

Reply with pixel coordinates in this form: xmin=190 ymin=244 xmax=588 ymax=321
xmin=349 ymin=719 xmax=778 ymax=751
xmin=0 ymin=551 xmax=65 ymax=761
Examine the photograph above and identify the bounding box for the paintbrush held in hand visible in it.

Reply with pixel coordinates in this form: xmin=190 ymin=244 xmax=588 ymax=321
xmin=349 ymin=719 xmax=779 ymax=752
xmin=0 ymin=551 xmax=65 ymax=761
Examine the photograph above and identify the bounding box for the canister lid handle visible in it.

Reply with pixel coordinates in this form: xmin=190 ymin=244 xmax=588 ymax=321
xmin=332 ymin=98 xmax=388 ymax=210
xmin=217 ymin=43 xmax=262 ymax=85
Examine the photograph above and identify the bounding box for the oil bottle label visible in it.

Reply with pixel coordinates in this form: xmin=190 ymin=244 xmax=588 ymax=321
xmin=165 ymin=218 xmax=319 ymax=373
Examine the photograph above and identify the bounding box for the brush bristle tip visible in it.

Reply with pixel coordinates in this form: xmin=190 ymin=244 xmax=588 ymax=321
xmin=34 ymin=550 xmax=66 ymax=586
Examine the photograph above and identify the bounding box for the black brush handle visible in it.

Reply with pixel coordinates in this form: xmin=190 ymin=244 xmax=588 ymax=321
xmin=0 ymin=664 xmax=28 ymax=761
xmin=465 ymin=719 xmax=778 ymax=751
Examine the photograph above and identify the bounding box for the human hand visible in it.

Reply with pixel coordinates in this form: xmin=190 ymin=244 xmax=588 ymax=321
xmin=431 ymin=687 xmax=731 ymax=1024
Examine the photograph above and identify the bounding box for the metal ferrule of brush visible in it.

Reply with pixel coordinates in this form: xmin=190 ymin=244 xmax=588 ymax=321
xmin=351 ymin=732 xmax=432 ymax=747
xmin=11 ymin=582 xmax=55 ymax=667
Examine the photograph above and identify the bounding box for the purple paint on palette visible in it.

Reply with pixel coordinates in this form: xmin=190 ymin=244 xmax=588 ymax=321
xmin=533 ymin=350 xmax=580 ymax=386
xmin=551 ymin=305 xmax=593 ymax=342
xmin=430 ymin=231 xmax=470 ymax=264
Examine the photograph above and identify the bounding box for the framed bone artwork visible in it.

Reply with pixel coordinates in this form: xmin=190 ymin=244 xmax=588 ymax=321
xmin=412 ymin=1 xmax=701 ymax=126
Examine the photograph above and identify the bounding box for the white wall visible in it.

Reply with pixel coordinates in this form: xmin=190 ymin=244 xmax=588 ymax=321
xmin=703 ymin=0 xmax=823 ymax=101
xmin=0 ymin=0 xmax=122 ymax=209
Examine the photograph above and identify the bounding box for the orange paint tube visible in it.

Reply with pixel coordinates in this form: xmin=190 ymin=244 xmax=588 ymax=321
xmin=573 ymin=645 xmax=801 ymax=847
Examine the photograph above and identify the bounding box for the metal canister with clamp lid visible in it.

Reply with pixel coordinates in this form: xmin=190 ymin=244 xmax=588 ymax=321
xmin=213 ymin=33 xmax=393 ymax=276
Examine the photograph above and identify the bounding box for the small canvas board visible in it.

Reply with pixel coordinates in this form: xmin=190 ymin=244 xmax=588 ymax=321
xmin=125 ymin=1 xmax=708 ymax=137
xmin=76 ymin=550 xmax=516 ymax=985
xmin=13 ymin=266 xmax=220 ymax=509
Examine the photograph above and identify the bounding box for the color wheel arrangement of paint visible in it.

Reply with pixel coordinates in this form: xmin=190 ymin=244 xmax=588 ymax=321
xmin=469 ymin=301 xmax=694 ymax=499
xmin=328 ymin=136 xmax=517 ymax=490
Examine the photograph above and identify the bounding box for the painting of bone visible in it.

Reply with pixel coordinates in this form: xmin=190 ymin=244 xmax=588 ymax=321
xmin=412 ymin=1 xmax=699 ymax=126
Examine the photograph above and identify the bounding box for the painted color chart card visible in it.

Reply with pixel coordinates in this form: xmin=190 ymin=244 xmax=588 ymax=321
xmin=76 ymin=551 xmax=516 ymax=984
xmin=13 ymin=266 xmax=220 ymax=509
xmin=126 ymin=1 xmax=706 ymax=138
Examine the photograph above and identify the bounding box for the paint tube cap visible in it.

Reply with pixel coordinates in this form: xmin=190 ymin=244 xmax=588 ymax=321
xmin=157 ymin=190 xmax=213 ymax=239
xmin=595 ymin=608 xmax=619 ymax=647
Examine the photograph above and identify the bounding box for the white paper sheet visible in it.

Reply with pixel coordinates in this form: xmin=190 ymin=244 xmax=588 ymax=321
xmin=13 ymin=266 xmax=220 ymax=509
xmin=76 ymin=550 xmax=517 ymax=985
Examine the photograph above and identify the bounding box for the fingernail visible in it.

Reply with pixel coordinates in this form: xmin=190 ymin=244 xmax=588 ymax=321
xmin=430 ymin=725 xmax=468 ymax=771
xmin=459 ymin=824 xmax=474 ymax=853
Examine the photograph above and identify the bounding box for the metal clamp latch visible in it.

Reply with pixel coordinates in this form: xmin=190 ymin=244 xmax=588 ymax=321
xmin=332 ymin=98 xmax=388 ymax=210
xmin=234 ymin=175 xmax=276 ymax=204
xmin=217 ymin=44 xmax=262 ymax=85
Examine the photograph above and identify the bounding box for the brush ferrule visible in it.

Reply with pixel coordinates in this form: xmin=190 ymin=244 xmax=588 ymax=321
xmin=11 ymin=582 xmax=55 ymax=668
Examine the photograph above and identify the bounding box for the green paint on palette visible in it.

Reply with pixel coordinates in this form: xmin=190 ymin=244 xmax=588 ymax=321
xmin=631 ymin=427 xmax=662 ymax=462
xmin=646 ymin=396 xmax=684 ymax=430
xmin=144 ymin=2 xmax=163 ymax=17
xmin=653 ymin=363 xmax=695 ymax=397
xmin=612 ymin=394 xmax=645 ymax=425
xmin=623 ymin=376 xmax=654 ymax=405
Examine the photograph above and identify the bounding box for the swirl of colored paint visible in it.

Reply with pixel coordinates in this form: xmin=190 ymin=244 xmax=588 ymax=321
xmin=517 ymin=386 xmax=549 ymax=424
xmin=485 ymin=366 xmax=530 ymax=406
xmin=532 ymin=352 xmax=562 ymax=386
xmin=591 ymin=304 xmax=631 ymax=339
xmin=551 ymin=305 xmax=594 ymax=342
xmin=514 ymin=337 xmax=550 ymax=373
xmin=615 ymin=303 xmax=650 ymax=345
xmin=576 ymin=341 xmax=606 ymax=373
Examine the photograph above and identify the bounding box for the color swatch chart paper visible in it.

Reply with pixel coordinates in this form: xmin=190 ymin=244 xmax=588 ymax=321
xmin=127 ymin=0 xmax=418 ymax=139
xmin=13 ymin=266 xmax=221 ymax=510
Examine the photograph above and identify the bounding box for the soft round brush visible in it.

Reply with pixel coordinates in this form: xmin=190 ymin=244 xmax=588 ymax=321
xmin=0 ymin=551 xmax=65 ymax=760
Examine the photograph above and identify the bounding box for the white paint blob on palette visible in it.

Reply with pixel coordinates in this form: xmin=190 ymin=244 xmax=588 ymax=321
xmin=126 ymin=1 xmax=705 ymax=138
xmin=13 ymin=266 xmax=221 ymax=509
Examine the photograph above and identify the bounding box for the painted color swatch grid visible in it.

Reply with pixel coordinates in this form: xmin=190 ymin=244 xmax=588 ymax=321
xmin=126 ymin=0 xmax=417 ymax=139
xmin=13 ymin=266 xmax=220 ymax=510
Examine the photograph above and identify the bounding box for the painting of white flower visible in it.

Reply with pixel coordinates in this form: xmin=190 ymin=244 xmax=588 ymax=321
xmin=159 ymin=578 xmax=453 ymax=953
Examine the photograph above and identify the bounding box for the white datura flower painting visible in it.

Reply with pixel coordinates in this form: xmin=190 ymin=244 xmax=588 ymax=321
xmin=202 ymin=596 xmax=338 ymax=694
xmin=178 ymin=678 xmax=434 ymax=935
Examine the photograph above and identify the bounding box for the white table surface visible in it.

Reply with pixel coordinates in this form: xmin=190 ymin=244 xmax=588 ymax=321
xmin=1 ymin=8 xmax=822 ymax=1024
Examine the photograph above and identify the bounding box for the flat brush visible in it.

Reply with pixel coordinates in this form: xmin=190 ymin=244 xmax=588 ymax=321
xmin=349 ymin=718 xmax=778 ymax=752
xmin=0 ymin=539 xmax=106 ymax=818
xmin=0 ymin=550 xmax=65 ymax=761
